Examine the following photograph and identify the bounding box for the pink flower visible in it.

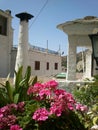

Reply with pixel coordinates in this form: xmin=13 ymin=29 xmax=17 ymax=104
xmin=49 ymin=103 xmax=62 ymax=117
xmin=44 ymin=80 xmax=58 ymax=90
xmin=39 ymin=89 xmax=51 ymax=99
xmin=27 ymin=83 xmax=44 ymax=95
xmin=10 ymin=124 xmax=22 ymax=130
xmin=67 ymin=103 xmax=74 ymax=110
xmin=27 ymin=85 xmax=34 ymax=95
xmin=0 ymin=114 xmax=17 ymax=129
xmin=75 ymin=103 xmax=88 ymax=112
xmin=49 ymin=88 xmax=77 ymax=116
xmin=0 ymin=103 xmax=22 ymax=129
xmin=17 ymin=102 xmax=25 ymax=112
xmin=0 ymin=113 xmax=3 ymax=118
xmin=9 ymin=104 xmax=17 ymax=110
xmin=54 ymin=89 xmax=66 ymax=96
xmin=0 ymin=105 xmax=9 ymax=113
xmin=33 ymin=108 xmax=49 ymax=121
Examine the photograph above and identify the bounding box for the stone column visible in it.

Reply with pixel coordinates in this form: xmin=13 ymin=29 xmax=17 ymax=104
xmin=66 ymin=36 xmax=76 ymax=80
xmin=15 ymin=12 xmax=33 ymax=75
xmin=84 ymin=49 xmax=92 ymax=79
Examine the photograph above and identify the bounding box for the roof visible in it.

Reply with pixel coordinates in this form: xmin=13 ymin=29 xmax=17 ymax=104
xmin=57 ymin=16 xmax=98 ymax=30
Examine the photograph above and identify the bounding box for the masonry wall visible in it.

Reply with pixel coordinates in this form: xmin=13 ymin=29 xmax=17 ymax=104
xmin=0 ymin=35 xmax=10 ymax=77
xmin=0 ymin=10 xmax=13 ymax=77
xmin=29 ymin=49 xmax=61 ymax=77
xmin=10 ymin=48 xmax=61 ymax=77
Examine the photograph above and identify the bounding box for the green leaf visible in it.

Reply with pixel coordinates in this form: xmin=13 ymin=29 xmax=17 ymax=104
xmin=19 ymin=78 xmax=27 ymax=87
xmin=14 ymin=93 xmax=19 ymax=103
xmin=6 ymin=81 xmax=14 ymax=103
xmin=14 ymin=66 xmax=23 ymax=91
xmin=0 ymin=88 xmax=9 ymax=107
xmin=24 ymin=66 xmax=31 ymax=84
xmin=93 ymin=117 xmax=98 ymax=125
xmin=31 ymin=76 xmax=37 ymax=86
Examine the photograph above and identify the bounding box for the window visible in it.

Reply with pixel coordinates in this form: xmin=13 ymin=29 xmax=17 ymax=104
xmin=46 ymin=62 xmax=49 ymax=70
xmin=54 ymin=63 xmax=58 ymax=70
xmin=0 ymin=15 xmax=7 ymax=36
xmin=35 ymin=61 xmax=40 ymax=70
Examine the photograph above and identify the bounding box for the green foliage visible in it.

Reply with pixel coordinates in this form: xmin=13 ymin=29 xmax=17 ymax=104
xmin=73 ymin=76 xmax=98 ymax=128
xmin=0 ymin=80 xmax=14 ymax=106
xmin=16 ymin=101 xmax=87 ymax=130
xmin=37 ymin=111 xmax=87 ymax=130
xmin=73 ymin=78 xmax=98 ymax=107
xmin=17 ymin=100 xmax=39 ymax=130
xmin=0 ymin=66 xmax=37 ymax=107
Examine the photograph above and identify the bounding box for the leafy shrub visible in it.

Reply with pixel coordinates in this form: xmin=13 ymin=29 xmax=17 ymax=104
xmin=73 ymin=76 xmax=98 ymax=128
xmin=73 ymin=78 xmax=98 ymax=107
xmin=0 ymin=66 xmax=37 ymax=107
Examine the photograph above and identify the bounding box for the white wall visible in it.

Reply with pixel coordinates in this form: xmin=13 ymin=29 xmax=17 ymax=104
xmin=29 ymin=49 xmax=61 ymax=77
xmin=0 ymin=10 xmax=13 ymax=77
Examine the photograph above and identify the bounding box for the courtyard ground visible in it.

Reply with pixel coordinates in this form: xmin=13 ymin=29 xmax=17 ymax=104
xmin=0 ymin=73 xmax=83 ymax=84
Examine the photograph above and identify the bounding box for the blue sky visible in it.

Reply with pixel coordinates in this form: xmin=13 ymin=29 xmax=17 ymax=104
xmin=1 ymin=0 xmax=98 ymax=55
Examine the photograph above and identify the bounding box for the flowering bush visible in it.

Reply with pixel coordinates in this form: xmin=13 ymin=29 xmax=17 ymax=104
xmin=0 ymin=102 xmax=24 ymax=130
xmin=0 ymin=80 xmax=88 ymax=130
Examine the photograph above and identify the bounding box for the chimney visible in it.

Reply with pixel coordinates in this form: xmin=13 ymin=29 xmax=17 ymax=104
xmin=15 ymin=12 xmax=34 ymax=75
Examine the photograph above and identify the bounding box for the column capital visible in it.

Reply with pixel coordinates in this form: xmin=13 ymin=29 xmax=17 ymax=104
xmin=16 ymin=12 xmax=34 ymax=22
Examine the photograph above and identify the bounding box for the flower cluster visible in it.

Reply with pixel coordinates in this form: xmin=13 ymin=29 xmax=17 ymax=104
xmin=0 ymin=102 xmax=24 ymax=130
xmin=27 ymin=80 xmax=88 ymax=121
xmin=10 ymin=125 xmax=22 ymax=130
xmin=27 ymin=80 xmax=58 ymax=100
xmin=0 ymin=80 xmax=88 ymax=130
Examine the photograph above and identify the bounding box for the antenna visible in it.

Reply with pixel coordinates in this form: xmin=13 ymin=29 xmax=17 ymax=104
xmin=58 ymin=44 xmax=61 ymax=55
xmin=47 ymin=40 xmax=48 ymax=50
xmin=46 ymin=40 xmax=48 ymax=53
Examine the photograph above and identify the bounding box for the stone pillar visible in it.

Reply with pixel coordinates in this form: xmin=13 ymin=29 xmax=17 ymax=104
xmin=67 ymin=36 xmax=76 ymax=80
xmin=15 ymin=12 xmax=33 ymax=75
xmin=84 ymin=49 xmax=92 ymax=79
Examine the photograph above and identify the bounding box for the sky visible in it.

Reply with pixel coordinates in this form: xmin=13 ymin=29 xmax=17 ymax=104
xmin=1 ymin=0 xmax=98 ymax=55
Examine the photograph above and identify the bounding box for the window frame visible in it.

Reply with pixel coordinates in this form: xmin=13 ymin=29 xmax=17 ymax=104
xmin=46 ymin=62 xmax=49 ymax=70
xmin=35 ymin=61 xmax=40 ymax=70
xmin=54 ymin=63 xmax=58 ymax=70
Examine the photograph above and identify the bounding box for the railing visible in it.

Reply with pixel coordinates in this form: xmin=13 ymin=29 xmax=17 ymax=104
xmin=13 ymin=44 xmax=60 ymax=55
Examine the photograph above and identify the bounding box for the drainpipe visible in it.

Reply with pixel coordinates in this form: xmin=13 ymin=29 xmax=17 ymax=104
xmin=15 ymin=12 xmax=33 ymax=76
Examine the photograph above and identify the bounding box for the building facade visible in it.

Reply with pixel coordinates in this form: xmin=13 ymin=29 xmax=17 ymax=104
xmin=0 ymin=9 xmax=61 ymax=77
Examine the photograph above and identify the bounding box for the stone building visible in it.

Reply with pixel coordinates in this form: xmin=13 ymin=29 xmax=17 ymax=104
xmin=0 ymin=9 xmax=61 ymax=77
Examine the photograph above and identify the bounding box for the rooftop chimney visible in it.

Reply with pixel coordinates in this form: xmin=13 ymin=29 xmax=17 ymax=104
xmin=15 ymin=12 xmax=34 ymax=76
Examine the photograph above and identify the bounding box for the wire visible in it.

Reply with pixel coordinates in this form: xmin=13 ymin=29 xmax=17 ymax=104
xmin=29 ymin=0 xmax=49 ymax=29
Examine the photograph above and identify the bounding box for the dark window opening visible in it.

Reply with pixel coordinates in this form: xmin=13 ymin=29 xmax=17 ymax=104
xmin=35 ymin=61 xmax=40 ymax=70
xmin=0 ymin=15 xmax=7 ymax=36
xmin=55 ymin=63 xmax=58 ymax=70
xmin=46 ymin=62 xmax=49 ymax=70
